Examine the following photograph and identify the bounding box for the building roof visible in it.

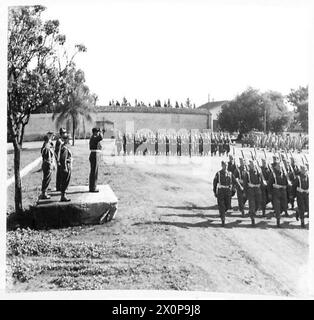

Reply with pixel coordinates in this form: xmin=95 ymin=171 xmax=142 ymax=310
xmin=198 ymin=100 xmax=229 ymax=110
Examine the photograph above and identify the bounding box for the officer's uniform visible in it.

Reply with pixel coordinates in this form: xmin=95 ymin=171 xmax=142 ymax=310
xmin=59 ymin=140 xmax=72 ymax=201
xmin=268 ymin=166 xmax=289 ymax=227
xmin=213 ymin=168 xmax=234 ymax=226
xmin=89 ymin=131 xmax=103 ymax=192
xmin=41 ymin=140 xmax=54 ymax=198
xmin=243 ymin=166 xmax=263 ymax=225
xmin=292 ymin=170 xmax=309 ymax=227
xmin=55 ymin=137 xmax=63 ymax=191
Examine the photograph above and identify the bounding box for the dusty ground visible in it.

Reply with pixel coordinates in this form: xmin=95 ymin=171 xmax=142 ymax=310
xmin=6 ymin=143 xmax=309 ymax=296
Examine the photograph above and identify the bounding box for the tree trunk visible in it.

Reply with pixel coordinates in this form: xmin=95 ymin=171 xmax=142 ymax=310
xmin=72 ymin=116 xmax=75 ymax=146
xmin=13 ymin=140 xmax=23 ymax=213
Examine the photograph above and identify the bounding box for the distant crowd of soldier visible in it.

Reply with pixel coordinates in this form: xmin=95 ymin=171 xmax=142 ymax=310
xmin=240 ymin=132 xmax=309 ymax=153
xmin=213 ymin=148 xmax=309 ymax=228
xmin=40 ymin=127 xmax=103 ymax=202
xmin=114 ymin=132 xmax=233 ymax=157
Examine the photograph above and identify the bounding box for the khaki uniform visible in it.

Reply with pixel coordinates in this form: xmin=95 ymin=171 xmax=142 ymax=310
xmin=268 ymin=168 xmax=288 ymax=225
xmin=89 ymin=133 xmax=103 ymax=191
xmin=59 ymin=144 xmax=72 ymax=195
xmin=293 ymin=173 xmax=309 ymax=227
xmin=243 ymin=168 xmax=262 ymax=222
xmin=41 ymin=142 xmax=54 ymax=195
xmin=213 ymin=169 xmax=234 ymax=224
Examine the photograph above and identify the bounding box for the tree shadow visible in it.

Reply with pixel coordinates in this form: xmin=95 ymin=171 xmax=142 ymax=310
xmin=157 ymin=204 xmax=218 ymax=211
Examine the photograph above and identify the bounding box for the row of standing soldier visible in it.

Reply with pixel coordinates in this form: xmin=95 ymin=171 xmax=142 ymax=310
xmin=115 ymin=132 xmax=232 ymax=157
xmin=242 ymin=132 xmax=308 ymax=153
xmin=40 ymin=127 xmax=103 ymax=202
xmin=213 ymin=149 xmax=309 ymax=228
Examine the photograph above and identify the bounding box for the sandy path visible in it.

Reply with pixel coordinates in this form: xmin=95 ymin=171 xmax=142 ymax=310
xmin=110 ymin=155 xmax=309 ymax=297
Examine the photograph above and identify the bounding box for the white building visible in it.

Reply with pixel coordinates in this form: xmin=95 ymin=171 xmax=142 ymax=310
xmin=198 ymin=100 xmax=229 ymax=131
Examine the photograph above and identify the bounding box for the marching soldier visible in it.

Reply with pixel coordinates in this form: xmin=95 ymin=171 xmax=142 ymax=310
xmin=89 ymin=127 xmax=103 ymax=192
xmin=292 ymin=163 xmax=309 ymax=228
xmin=243 ymin=160 xmax=264 ymax=225
xmin=59 ymin=134 xmax=72 ymax=202
xmin=260 ymin=158 xmax=271 ymax=216
xmin=233 ymin=158 xmax=247 ymax=216
xmin=227 ymin=154 xmax=236 ymax=174
xmin=268 ymin=161 xmax=289 ymax=227
xmin=40 ymin=133 xmax=55 ymax=199
xmin=55 ymin=128 xmax=67 ymax=191
xmin=213 ymin=161 xmax=234 ymax=226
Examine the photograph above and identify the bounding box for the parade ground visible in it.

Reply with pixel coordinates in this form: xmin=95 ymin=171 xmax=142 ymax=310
xmin=6 ymin=141 xmax=309 ymax=296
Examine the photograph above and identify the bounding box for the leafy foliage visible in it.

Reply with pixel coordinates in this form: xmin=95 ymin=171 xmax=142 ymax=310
xmin=287 ymin=86 xmax=308 ymax=132
xmin=217 ymin=87 xmax=291 ymax=133
xmin=52 ymin=68 xmax=97 ymax=145
xmin=7 ymin=6 xmax=87 ymax=212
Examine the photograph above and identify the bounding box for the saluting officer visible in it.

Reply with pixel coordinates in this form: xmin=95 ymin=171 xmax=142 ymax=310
xmin=292 ymin=163 xmax=309 ymax=228
xmin=55 ymin=128 xmax=67 ymax=191
xmin=40 ymin=133 xmax=55 ymax=199
xmin=89 ymin=127 xmax=103 ymax=192
xmin=243 ymin=160 xmax=264 ymax=226
xmin=59 ymin=134 xmax=72 ymax=202
xmin=213 ymin=160 xmax=234 ymax=226
xmin=268 ymin=161 xmax=289 ymax=227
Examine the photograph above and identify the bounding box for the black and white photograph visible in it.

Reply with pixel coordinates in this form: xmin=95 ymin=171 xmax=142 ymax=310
xmin=2 ymin=0 xmax=313 ymax=300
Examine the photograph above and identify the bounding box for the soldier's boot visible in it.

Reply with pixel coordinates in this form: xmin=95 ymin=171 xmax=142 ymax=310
xmin=262 ymin=210 xmax=266 ymax=217
xmin=60 ymin=193 xmax=71 ymax=202
xmin=241 ymin=210 xmax=245 ymax=217
xmin=221 ymin=218 xmax=225 ymax=227
xmin=284 ymin=211 xmax=289 ymax=217
xmin=301 ymin=219 xmax=305 ymax=228
xmin=251 ymin=217 xmax=255 ymax=226
xmin=276 ymin=218 xmax=281 ymax=228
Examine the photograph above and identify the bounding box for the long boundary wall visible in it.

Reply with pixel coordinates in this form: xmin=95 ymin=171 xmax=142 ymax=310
xmin=23 ymin=106 xmax=212 ymax=141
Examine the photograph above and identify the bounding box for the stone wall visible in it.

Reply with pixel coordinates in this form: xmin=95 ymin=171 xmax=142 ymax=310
xmin=23 ymin=107 xmax=211 ymax=141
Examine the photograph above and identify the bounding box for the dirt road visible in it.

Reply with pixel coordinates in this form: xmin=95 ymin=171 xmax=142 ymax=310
xmin=108 ymin=155 xmax=309 ymax=296
xmin=6 ymin=149 xmax=309 ymax=296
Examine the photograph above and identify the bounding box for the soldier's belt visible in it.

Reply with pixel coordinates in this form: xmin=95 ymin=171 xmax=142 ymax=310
xmin=217 ymin=184 xmax=231 ymax=189
xmin=273 ymin=184 xmax=286 ymax=189
xmin=90 ymin=150 xmax=102 ymax=152
xmin=248 ymin=183 xmax=260 ymax=188
xmin=297 ymin=187 xmax=309 ymax=193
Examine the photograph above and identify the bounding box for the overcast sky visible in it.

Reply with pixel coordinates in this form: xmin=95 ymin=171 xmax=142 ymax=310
xmin=24 ymin=0 xmax=312 ymax=106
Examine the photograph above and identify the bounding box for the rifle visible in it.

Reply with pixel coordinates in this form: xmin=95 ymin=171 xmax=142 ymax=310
xmin=278 ymin=153 xmax=292 ymax=186
xmin=284 ymin=149 xmax=296 ymax=180
xmin=304 ymin=154 xmax=308 ymax=164
xmin=250 ymin=150 xmax=267 ymax=186
xmin=241 ymin=149 xmax=249 ymax=171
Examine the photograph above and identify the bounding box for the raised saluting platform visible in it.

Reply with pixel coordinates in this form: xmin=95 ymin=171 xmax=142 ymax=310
xmin=30 ymin=185 xmax=118 ymax=229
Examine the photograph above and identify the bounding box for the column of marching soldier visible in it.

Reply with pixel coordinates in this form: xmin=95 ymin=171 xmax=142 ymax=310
xmin=213 ymin=148 xmax=309 ymax=228
xmin=40 ymin=127 xmax=103 ymax=202
xmin=114 ymin=131 xmax=233 ymax=156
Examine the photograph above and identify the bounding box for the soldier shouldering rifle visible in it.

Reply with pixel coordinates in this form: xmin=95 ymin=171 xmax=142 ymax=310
xmin=213 ymin=148 xmax=309 ymax=228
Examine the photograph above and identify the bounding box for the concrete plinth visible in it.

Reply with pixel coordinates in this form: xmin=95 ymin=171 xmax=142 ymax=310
xmin=30 ymin=185 xmax=118 ymax=229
